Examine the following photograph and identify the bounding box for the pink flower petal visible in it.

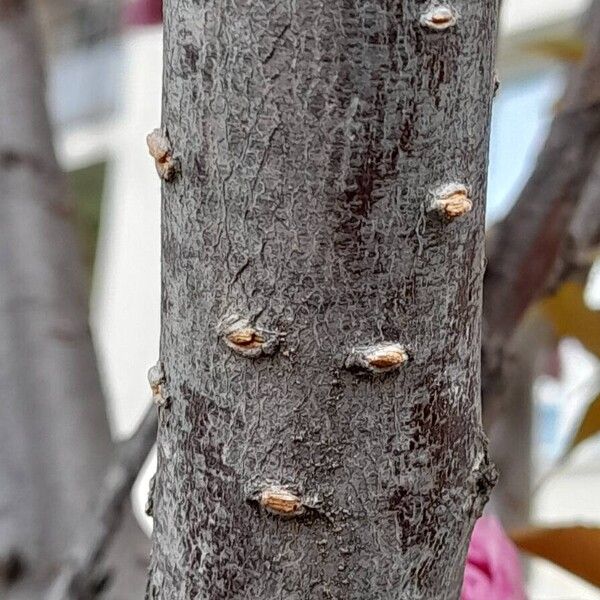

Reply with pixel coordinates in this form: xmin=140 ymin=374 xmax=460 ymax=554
xmin=462 ymin=516 xmax=527 ymax=600
xmin=124 ymin=0 xmax=162 ymax=26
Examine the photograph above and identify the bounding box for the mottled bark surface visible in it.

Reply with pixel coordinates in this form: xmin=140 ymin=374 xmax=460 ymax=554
xmin=149 ymin=1 xmax=499 ymax=598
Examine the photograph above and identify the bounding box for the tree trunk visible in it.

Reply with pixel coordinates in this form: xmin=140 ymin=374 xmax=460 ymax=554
xmin=149 ymin=1 xmax=500 ymax=598
xmin=0 ymin=2 xmax=148 ymax=598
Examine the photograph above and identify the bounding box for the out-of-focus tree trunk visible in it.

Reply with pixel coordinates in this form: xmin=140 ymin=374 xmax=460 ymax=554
xmin=569 ymin=151 xmax=600 ymax=262
xmin=483 ymin=0 xmax=600 ymax=401
xmin=482 ymin=0 xmax=600 ymax=528
xmin=486 ymin=314 xmax=555 ymax=528
xmin=148 ymin=1 xmax=500 ymax=598
xmin=0 ymin=2 xmax=147 ymax=598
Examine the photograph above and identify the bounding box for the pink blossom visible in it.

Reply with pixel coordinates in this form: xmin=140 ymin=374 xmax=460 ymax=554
xmin=124 ymin=0 xmax=162 ymax=26
xmin=462 ymin=516 xmax=527 ymax=600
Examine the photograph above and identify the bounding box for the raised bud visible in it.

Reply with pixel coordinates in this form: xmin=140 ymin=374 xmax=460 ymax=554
xmin=219 ymin=315 xmax=280 ymax=357
xmin=430 ymin=183 xmax=472 ymax=219
xmin=146 ymin=128 xmax=178 ymax=181
xmin=260 ymin=486 xmax=304 ymax=517
xmin=420 ymin=4 xmax=458 ymax=30
xmin=147 ymin=361 xmax=168 ymax=408
xmin=345 ymin=342 xmax=408 ymax=374
xmin=227 ymin=328 xmax=265 ymax=349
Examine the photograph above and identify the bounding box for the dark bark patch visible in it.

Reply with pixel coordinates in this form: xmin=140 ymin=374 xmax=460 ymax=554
xmin=0 ymin=551 xmax=24 ymax=584
xmin=468 ymin=440 xmax=498 ymax=518
xmin=145 ymin=474 xmax=156 ymax=517
xmin=398 ymin=101 xmax=418 ymax=155
xmin=344 ymin=167 xmax=376 ymax=220
xmin=181 ymin=43 xmax=199 ymax=77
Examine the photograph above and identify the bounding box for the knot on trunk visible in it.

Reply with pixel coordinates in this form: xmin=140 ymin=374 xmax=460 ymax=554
xmin=420 ymin=4 xmax=458 ymax=30
xmin=219 ymin=315 xmax=281 ymax=357
xmin=345 ymin=342 xmax=408 ymax=374
xmin=148 ymin=361 xmax=169 ymax=408
xmin=467 ymin=438 xmax=498 ymax=518
xmin=146 ymin=128 xmax=178 ymax=181
xmin=254 ymin=486 xmax=305 ymax=517
xmin=429 ymin=183 xmax=472 ymax=219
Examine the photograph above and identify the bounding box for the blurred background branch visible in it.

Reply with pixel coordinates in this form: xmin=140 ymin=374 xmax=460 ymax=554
xmin=483 ymin=0 xmax=600 ymax=544
xmin=49 ymin=405 xmax=157 ymax=600
xmin=483 ymin=0 xmax=600 ymax=405
xmin=0 ymin=1 xmax=148 ymax=598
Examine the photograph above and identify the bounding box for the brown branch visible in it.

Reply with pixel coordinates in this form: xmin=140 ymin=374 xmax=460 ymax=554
xmin=568 ymin=150 xmax=600 ymax=263
xmin=48 ymin=406 xmax=158 ymax=600
xmin=483 ymin=0 xmax=600 ymax=396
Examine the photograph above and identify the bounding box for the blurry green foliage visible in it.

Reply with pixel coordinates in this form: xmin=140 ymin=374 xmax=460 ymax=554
xmin=68 ymin=161 xmax=106 ymax=284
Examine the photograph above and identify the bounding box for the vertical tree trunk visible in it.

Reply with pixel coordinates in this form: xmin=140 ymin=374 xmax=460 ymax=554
xmin=149 ymin=1 xmax=499 ymax=598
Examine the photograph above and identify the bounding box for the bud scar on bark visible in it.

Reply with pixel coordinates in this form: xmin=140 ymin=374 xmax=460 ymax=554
xmin=429 ymin=183 xmax=472 ymax=219
xmin=345 ymin=342 xmax=408 ymax=374
xmin=259 ymin=486 xmax=305 ymax=517
xmin=420 ymin=4 xmax=458 ymax=30
xmin=146 ymin=128 xmax=178 ymax=181
xmin=219 ymin=315 xmax=281 ymax=357
xmin=148 ymin=361 xmax=169 ymax=408
xmin=493 ymin=72 xmax=501 ymax=97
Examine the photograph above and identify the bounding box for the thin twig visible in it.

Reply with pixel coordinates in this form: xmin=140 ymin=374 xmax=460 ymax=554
xmin=48 ymin=405 xmax=158 ymax=600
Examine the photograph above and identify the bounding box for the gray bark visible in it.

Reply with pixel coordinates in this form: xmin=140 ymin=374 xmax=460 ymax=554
xmin=149 ymin=1 xmax=500 ymax=598
xmin=0 ymin=2 xmax=148 ymax=598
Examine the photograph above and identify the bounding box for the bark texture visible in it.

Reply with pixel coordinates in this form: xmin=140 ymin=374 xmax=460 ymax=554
xmin=149 ymin=1 xmax=499 ymax=598
xmin=0 ymin=3 xmax=148 ymax=598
